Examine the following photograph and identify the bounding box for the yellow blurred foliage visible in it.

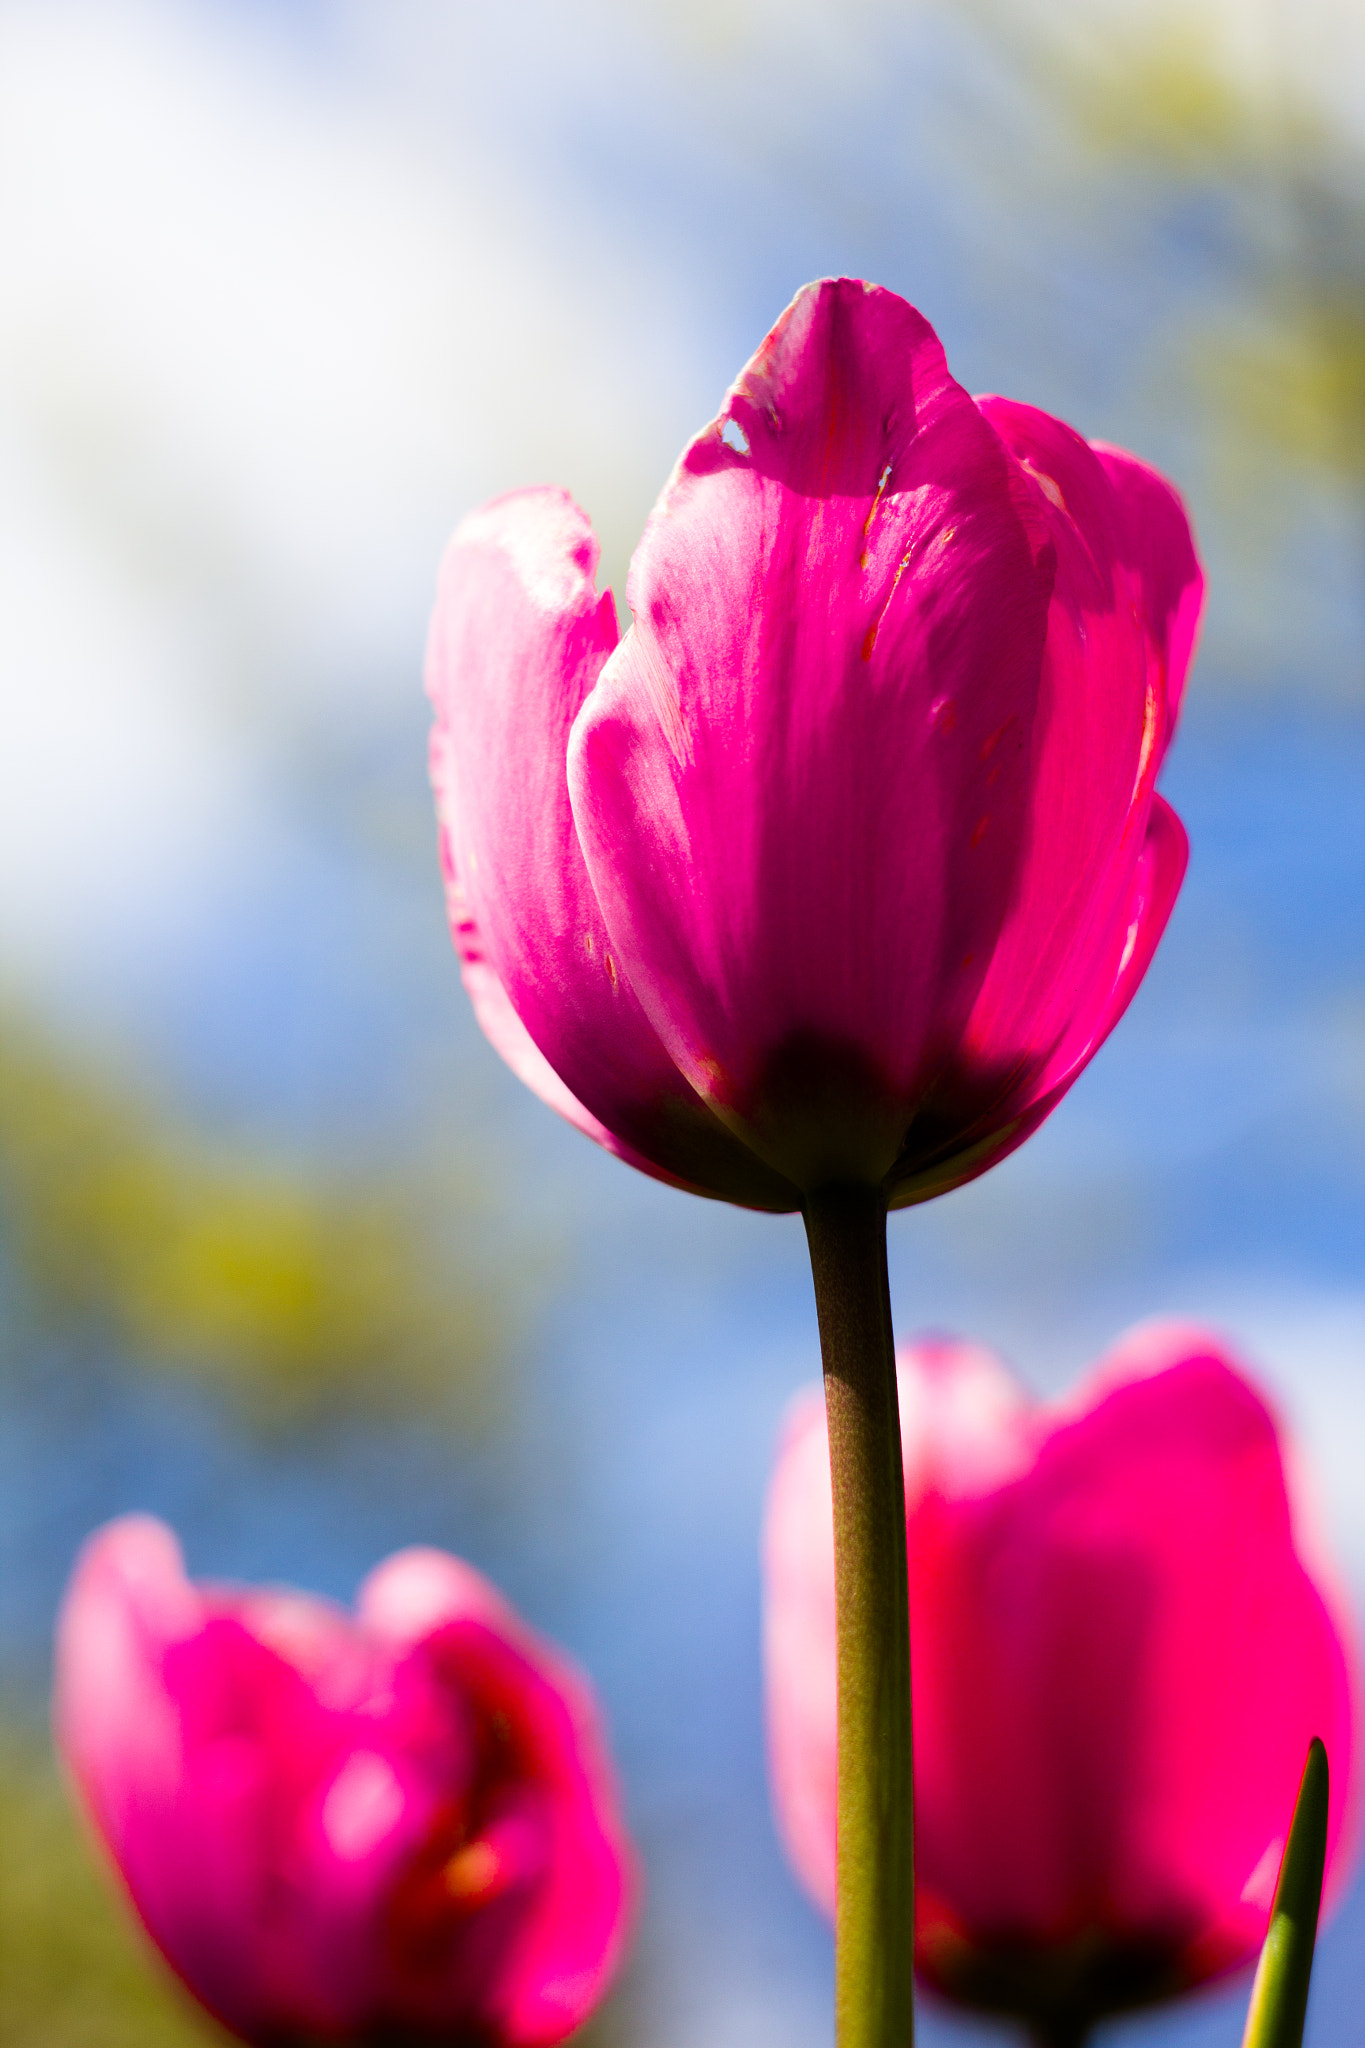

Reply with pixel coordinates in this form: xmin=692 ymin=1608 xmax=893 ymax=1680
xmin=0 ymin=1736 xmax=222 ymax=2048
xmin=1048 ymin=14 xmax=1276 ymax=163
xmin=1005 ymin=3 xmax=1365 ymax=490
xmin=1190 ymin=295 xmax=1365 ymax=494
xmin=0 ymin=1017 xmax=520 ymax=1428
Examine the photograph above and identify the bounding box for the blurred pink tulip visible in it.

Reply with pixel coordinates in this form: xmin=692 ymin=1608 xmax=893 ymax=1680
xmin=764 ymin=1324 xmax=1359 ymax=2034
xmin=54 ymin=1517 xmax=632 ymax=2047
xmin=427 ymin=277 xmax=1201 ymax=1211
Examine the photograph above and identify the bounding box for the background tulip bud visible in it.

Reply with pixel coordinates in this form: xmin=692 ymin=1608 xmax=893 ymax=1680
xmin=763 ymin=1324 xmax=1359 ymax=2038
xmin=53 ymin=1516 xmax=633 ymax=2047
xmin=426 ymin=277 xmax=1203 ymax=1210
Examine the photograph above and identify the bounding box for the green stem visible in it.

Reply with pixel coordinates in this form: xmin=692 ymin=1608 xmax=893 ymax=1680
xmin=1241 ymin=1739 xmax=1330 ymax=2048
xmin=803 ymin=1184 xmax=914 ymax=2048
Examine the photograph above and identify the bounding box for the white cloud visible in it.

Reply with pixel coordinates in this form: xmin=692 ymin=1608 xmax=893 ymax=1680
xmin=0 ymin=0 xmax=706 ymax=994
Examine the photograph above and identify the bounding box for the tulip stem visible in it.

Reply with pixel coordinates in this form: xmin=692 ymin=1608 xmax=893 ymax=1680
xmin=803 ymin=1184 xmax=913 ymax=2048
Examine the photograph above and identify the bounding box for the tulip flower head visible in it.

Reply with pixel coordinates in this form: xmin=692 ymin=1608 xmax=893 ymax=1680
xmin=763 ymin=1324 xmax=1359 ymax=2038
xmin=54 ymin=1517 xmax=632 ymax=2047
xmin=427 ymin=278 xmax=1202 ymax=1210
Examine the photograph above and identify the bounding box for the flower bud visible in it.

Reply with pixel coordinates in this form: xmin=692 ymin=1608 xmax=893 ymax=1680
xmin=54 ymin=1517 xmax=632 ymax=2046
xmin=763 ymin=1325 xmax=1358 ymax=2035
xmin=427 ymin=278 xmax=1201 ymax=1208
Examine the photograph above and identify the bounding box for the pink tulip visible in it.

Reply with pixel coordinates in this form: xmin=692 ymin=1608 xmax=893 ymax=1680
xmin=426 ymin=277 xmax=1202 ymax=1210
xmin=54 ymin=1517 xmax=633 ymax=2047
xmin=764 ymin=1324 xmax=1359 ymax=2033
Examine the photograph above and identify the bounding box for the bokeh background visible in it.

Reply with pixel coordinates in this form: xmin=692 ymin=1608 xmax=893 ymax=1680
xmin=1 ymin=2 xmax=1361 ymax=2044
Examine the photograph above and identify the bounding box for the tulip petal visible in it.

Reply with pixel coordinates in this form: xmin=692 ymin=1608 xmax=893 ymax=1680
xmin=54 ymin=1516 xmax=199 ymax=1852
xmin=429 ymin=812 xmax=655 ymax=1172
xmin=1091 ymin=441 xmax=1205 ymax=745
xmin=964 ymin=405 xmax=1167 ymax=1043
xmin=54 ymin=1519 xmax=292 ymax=2035
xmin=888 ymin=791 xmax=1188 ymax=1205
xmin=415 ymin=1622 xmax=633 ymax=2048
xmin=875 ymin=399 xmax=1196 ymax=1201
xmin=1026 ymin=790 xmax=1188 ymax=1106
xmin=358 ymin=1546 xmax=515 ymax=1645
xmin=427 ymin=487 xmax=799 ymax=1211
xmin=762 ymin=1386 xmax=838 ymax=1913
xmin=569 ymin=280 xmax=1056 ymax=1189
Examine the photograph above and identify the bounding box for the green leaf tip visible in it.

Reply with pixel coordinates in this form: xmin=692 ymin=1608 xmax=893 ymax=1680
xmin=1240 ymin=1737 xmax=1330 ymax=2048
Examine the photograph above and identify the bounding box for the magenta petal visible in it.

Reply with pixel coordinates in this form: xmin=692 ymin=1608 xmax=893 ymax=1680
xmin=964 ymin=404 xmax=1166 ymax=1044
xmin=412 ymin=1620 xmax=633 ymax=2047
xmin=1035 ymin=789 xmax=1190 ymax=1095
xmin=1091 ymin=441 xmax=1205 ymax=744
xmin=427 ymin=487 xmax=798 ymax=1211
xmin=890 ymin=791 xmax=1189 ymax=1205
xmin=762 ymin=1385 xmax=839 ymax=1914
xmin=54 ymin=1516 xmax=199 ymax=1861
xmin=428 ymin=837 xmax=665 ymax=1182
xmin=873 ymin=402 xmax=1198 ymax=1201
xmin=569 ymin=280 xmax=1056 ymax=1189
xmin=54 ymin=1519 xmax=315 ymax=2036
xmin=358 ymin=1545 xmax=518 ymax=1644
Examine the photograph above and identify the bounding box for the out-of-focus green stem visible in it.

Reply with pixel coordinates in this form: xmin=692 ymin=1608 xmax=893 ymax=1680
xmin=803 ymin=1184 xmax=913 ymax=2048
xmin=1241 ymin=1739 xmax=1329 ymax=2048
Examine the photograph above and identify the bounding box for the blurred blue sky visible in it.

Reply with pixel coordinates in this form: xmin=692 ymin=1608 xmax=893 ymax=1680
xmin=1 ymin=2 xmax=1362 ymax=2045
